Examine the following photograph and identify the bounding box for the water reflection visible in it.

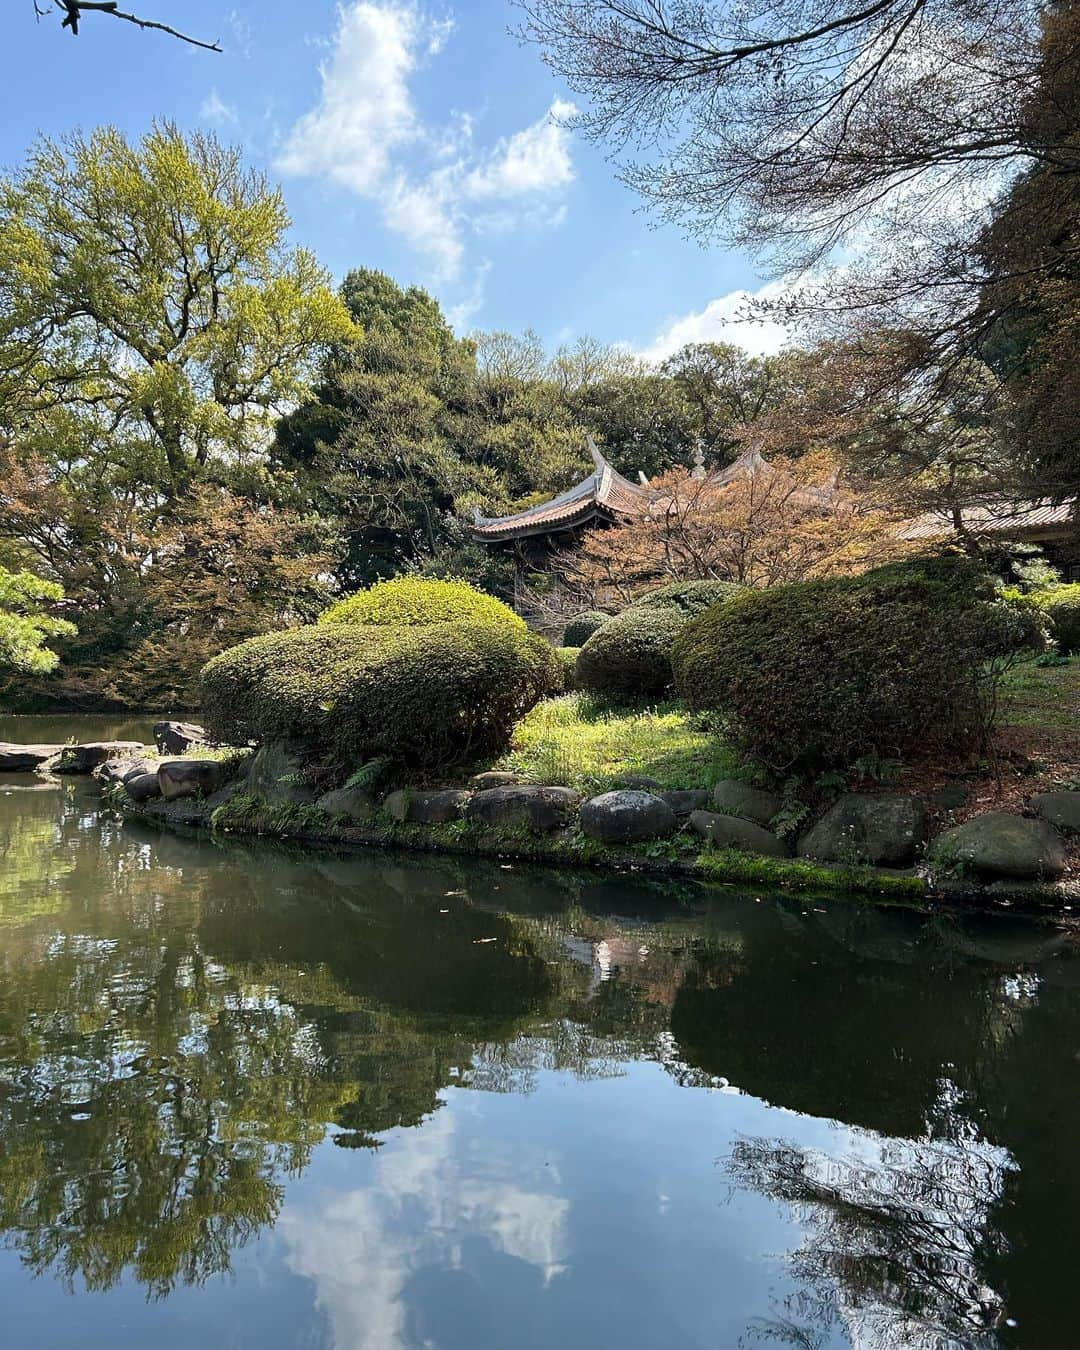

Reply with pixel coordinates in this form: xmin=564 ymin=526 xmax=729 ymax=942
xmin=0 ymin=755 xmax=1078 ymax=1347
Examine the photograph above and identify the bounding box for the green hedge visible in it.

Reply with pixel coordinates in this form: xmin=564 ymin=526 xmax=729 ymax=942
xmin=673 ymin=555 xmax=1031 ymax=771
xmin=201 ymin=621 xmax=559 ymax=771
xmin=1036 ymin=583 xmax=1080 ymax=654
xmin=575 ymin=607 xmax=685 ymax=700
xmin=554 ymin=646 xmax=579 ymax=691
xmin=562 ymin=610 xmax=608 ymax=647
xmin=630 ymin=580 xmax=744 ymax=617
xmin=321 ymin=576 xmax=524 ymax=632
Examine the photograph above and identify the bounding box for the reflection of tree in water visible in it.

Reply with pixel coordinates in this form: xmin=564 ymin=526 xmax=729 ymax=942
xmin=730 ymin=1132 xmax=1012 ymax=1350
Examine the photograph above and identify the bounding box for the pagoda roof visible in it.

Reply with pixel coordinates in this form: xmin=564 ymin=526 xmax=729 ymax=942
xmin=470 ymin=438 xmax=655 ymax=542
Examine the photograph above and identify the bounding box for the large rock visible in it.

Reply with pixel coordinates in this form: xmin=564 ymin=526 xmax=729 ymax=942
xmin=0 ymin=743 xmax=60 ymax=772
xmin=661 ymin=789 xmax=710 ymax=816
xmin=126 ymin=772 xmax=163 ymax=803
xmin=689 ymin=810 xmax=788 ymax=857
xmin=466 ymin=785 xmax=581 ymax=834
xmin=245 ymin=742 xmax=318 ymax=805
xmin=154 ymin=720 xmax=207 ymax=755
xmin=158 ymin=759 xmax=224 ymax=802
xmin=797 ymin=793 xmax=926 ymax=866
xmin=55 ymin=742 xmax=145 ymax=775
xmin=580 ymin=790 xmax=677 ymax=844
xmin=470 ymin=770 xmax=532 ymax=789
xmin=931 ymin=812 xmax=1067 ymax=880
xmin=612 ymin=774 xmax=665 ymax=791
xmin=95 ymin=757 xmax=155 ymax=787
xmin=317 ymin=786 xmax=376 ymax=822
xmin=1031 ymin=791 xmax=1080 ymax=836
xmin=711 ymin=780 xmax=781 ymax=827
xmin=383 ymin=789 xmax=469 ymax=824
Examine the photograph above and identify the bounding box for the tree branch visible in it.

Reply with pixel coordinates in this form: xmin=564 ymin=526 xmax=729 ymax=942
xmin=43 ymin=2 xmax=221 ymax=51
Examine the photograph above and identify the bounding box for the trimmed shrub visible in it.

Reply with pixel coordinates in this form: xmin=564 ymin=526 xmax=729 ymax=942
xmin=554 ymin=646 xmax=579 ymax=691
xmin=673 ymin=554 xmax=1030 ymax=771
xmin=630 ymin=580 xmax=744 ymax=617
xmin=562 ymin=610 xmax=609 ymax=647
xmin=1036 ymin=583 xmax=1080 ymax=654
xmin=201 ymin=621 xmax=560 ymax=771
xmin=320 ymin=576 xmax=525 ymax=632
xmin=575 ymin=607 xmax=685 ymax=700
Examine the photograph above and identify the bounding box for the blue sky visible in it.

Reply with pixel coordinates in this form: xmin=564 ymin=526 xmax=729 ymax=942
xmin=1 ymin=1 xmax=787 ymax=356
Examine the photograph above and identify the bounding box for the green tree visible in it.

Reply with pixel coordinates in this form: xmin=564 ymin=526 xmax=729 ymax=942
xmin=0 ymin=565 xmax=75 ymax=674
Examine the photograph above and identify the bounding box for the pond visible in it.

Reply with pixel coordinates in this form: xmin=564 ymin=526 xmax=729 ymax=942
xmin=0 ymin=719 xmax=1078 ymax=1349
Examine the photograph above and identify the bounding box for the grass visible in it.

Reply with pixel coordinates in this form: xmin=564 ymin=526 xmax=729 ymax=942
xmin=998 ymin=655 xmax=1080 ymax=735
xmin=696 ymin=847 xmax=927 ymax=900
xmin=491 ymin=692 xmax=752 ymax=794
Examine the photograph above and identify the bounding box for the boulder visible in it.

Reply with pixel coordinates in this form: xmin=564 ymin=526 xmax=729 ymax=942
xmin=95 ymin=757 xmax=155 ymax=787
xmin=245 ymin=742 xmax=318 ymax=805
xmin=126 ymin=772 xmax=163 ymax=803
xmin=154 ymin=720 xmax=207 ymax=755
xmin=317 ymin=786 xmax=376 ymax=822
xmin=797 ymin=793 xmax=926 ymax=866
xmin=55 ymin=742 xmax=145 ymax=775
xmin=383 ymin=789 xmax=471 ymax=825
xmin=158 ymin=759 xmax=224 ymax=802
xmin=470 ymin=770 xmax=532 ymax=789
xmin=711 ymin=780 xmax=781 ymax=827
xmin=0 ymin=743 xmax=60 ymax=772
xmin=932 ymin=782 xmax=970 ymax=812
xmin=689 ymin=810 xmax=788 ymax=857
xmin=466 ymin=785 xmax=581 ymax=834
xmin=581 ymin=790 xmax=677 ymax=844
xmin=612 ymin=774 xmax=665 ymax=791
xmin=661 ymin=789 xmax=710 ymax=816
xmin=1030 ymin=791 xmax=1080 ymax=836
xmin=931 ymin=812 xmax=1067 ymax=880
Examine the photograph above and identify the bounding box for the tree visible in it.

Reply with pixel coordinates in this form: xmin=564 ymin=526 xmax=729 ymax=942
xmin=0 ymin=124 xmax=352 ymax=704
xmin=0 ymin=565 xmax=75 ymax=674
xmin=32 ymin=2 xmax=220 ymax=50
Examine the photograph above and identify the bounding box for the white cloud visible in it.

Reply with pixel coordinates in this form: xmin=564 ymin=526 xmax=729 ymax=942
xmin=635 ymin=279 xmax=796 ymax=363
xmin=276 ymin=3 xmax=577 ymax=287
xmin=200 ymin=89 xmax=238 ymax=126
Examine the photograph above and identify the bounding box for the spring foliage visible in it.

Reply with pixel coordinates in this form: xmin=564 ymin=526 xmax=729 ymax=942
xmin=321 ymin=577 xmax=525 ymax=632
xmin=0 ymin=567 xmax=76 ymax=675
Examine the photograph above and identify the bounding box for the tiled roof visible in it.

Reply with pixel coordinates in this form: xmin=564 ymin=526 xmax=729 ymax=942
xmin=899 ymin=498 xmax=1078 ymax=540
xmin=471 ymin=438 xmax=655 ymax=541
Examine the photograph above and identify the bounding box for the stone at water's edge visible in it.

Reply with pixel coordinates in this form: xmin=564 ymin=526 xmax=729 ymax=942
xmin=126 ymin=772 xmax=162 ymax=803
xmin=95 ymin=757 xmax=155 ymax=787
xmin=383 ymin=789 xmax=470 ymax=824
xmin=1031 ymin=791 xmax=1080 ymax=836
xmin=317 ymin=786 xmax=376 ymax=822
xmin=154 ymin=720 xmax=207 ymax=755
xmin=466 ymin=785 xmax=581 ymax=834
xmin=931 ymin=812 xmax=1067 ymax=880
xmin=711 ymin=780 xmax=781 ymax=827
xmin=0 ymin=743 xmax=61 ymax=772
xmin=690 ymin=810 xmax=788 ymax=857
xmin=581 ymin=790 xmax=677 ymax=844
xmin=246 ymin=742 xmax=319 ymax=805
xmin=798 ymin=793 xmax=926 ymax=867
xmin=55 ymin=742 xmax=145 ymax=775
xmin=158 ymin=759 xmax=224 ymax=802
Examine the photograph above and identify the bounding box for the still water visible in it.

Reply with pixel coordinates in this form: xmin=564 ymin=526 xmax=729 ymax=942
xmin=1 ymin=718 xmax=1078 ymax=1349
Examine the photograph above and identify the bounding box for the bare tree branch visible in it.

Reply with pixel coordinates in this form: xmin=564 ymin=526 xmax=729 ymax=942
xmin=36 ymin=1 xmax=221 ymax=51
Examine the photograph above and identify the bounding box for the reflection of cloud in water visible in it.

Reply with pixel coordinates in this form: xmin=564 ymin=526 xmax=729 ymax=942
xmin=280 ymin=1100 xmax=568 ymax=1350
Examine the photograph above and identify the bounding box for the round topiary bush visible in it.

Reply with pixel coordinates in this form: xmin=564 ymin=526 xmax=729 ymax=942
xmin=629 ymin=580 xmax=744 ymax=617
xmin=554 ymin=646 xmax=579 ymax=691
xmin=320 ymin=576 xmax=525 ymax=632
xmin=201 ymin=621 xmax=559 ymax=771
xmin=575 ymin=607 xmax=685 ymax=700
xmin=562 ymin=610 xmax=609 ymax=647
xmin=1037 ymin=583 xmax=1080 ymax=654
xmin=672 ymin=554 xmax=1028 ymax=771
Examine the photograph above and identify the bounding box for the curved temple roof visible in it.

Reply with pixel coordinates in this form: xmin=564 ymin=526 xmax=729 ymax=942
xmin=470 ymin=437 xmax=655 ymax=542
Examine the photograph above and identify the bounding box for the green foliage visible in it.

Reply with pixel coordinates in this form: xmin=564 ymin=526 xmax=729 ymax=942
xmin=201 ymin=621 xmax=560 ymax=772
xmin=696 ymin=848 xmax=926 ymax=899
xmin=493 ymin=692 xmax=744 ymax=793
xmin=0 ymin=566 xmax=76 ymax=674
xmin=575 ymin=606 xmax=685 ymax=700
xmin=1034 ymin=584 xmax=1080 ymax=655
xmin=674 ymin=554 xmax=1030 ymax=771
xmin=554 ymin=646 xmax=579 ymax=691
xmin=629 ymin=579 xmax=745 ymax=617
xmin=562 ymin=610 xmax=609 ymax=647
xmin=320 ymin=576 xmax=525 ymax=631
